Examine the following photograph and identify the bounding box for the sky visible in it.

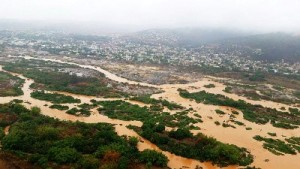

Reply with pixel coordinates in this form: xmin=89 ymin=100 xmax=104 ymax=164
xmin=0 ymin=0 xmax=299 ymax=33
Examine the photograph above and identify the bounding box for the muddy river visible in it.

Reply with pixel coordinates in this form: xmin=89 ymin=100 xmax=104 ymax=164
xmin=1 ymin=56 xmax=300 ymax=169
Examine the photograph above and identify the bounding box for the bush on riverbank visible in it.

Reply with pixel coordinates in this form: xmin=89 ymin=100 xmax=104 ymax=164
xmin=130 ymin=95 xmax=184 ymax=110
xmin=204 ymin=84 xmax=216 ymax=88
xmin=49 ymin=104 xmax=69 ymax=110
xmin=66 ymin=107 xmax=91 ymax=116
xmin=31 ymin=90 xmax=81 ymax=104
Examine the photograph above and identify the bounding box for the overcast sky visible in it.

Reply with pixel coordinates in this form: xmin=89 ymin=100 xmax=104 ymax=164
xmin=0 ymin=0 xmax=299 ymax=33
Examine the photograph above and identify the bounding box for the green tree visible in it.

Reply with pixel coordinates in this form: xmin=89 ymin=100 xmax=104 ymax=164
xmin=47 ymin=147 xmax=80 ymax=164
xmin=139 ymin=149 xmax=168 ymax=167
xmin=78 ymin=155 xmax=99 ymax=169
xmin=31 ymin=106 xmax=41 ymax=115
xmin=169 ymin=128 xmax=192 ymax=139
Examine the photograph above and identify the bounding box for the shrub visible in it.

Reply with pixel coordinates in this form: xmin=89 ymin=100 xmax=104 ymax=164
xmin=49 ymin=104 xmax=69 ymax=110
xmin=215 ymin=109 xmax=226 ymax=115
xmin=78 ymin=155 xmax=99 ymax=169
xmin=204 ymin=84 xmax=216 ymax=88
xmin=169 ymin=128 xmax=193 ymax=139
xmin=214 ymin=121 xmax=221 ymax=126
xmin=139 ymin=149 xmax=168 ymax=167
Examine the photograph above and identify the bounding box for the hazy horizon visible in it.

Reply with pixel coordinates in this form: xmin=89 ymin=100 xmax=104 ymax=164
xmin=0 ymin=0 xmax=300 ymax=34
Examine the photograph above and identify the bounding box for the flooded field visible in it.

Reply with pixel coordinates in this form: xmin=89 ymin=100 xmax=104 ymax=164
xmin=1 ymin=56 xmax=300 ymax=169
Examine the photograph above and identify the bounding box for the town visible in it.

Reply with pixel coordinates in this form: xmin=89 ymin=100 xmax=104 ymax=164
xmin=1 ymin=30 xmax=299 ymax=77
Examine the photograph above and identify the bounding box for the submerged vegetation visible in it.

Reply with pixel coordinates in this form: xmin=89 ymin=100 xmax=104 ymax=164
xmin=179 ymin=89 xmax=300 ymax=129
xmin=96 ymin=100 xmax=201 ymax=129
xmin=49 ymin=104 xmax=69 ymax=110
xmin=203 ymin=83 xmax=216 ymax=88
xmin=222 ymin=80 xmax=300 ymax=104
xmin=66 ymin=107 xmax=91 ymax=116
xmin=94 ymin=98 xmax=253 ymax=167
xmin=253 ymin=135 xmax=300 ymax=155
xmin=31 ymin=90 xmax=81 ymax=104
xmin=129 ymin=122 xmax=253 ymax=167
xmin=215 ymin=109 xmax=226 ymax=115
xmin=130 ymin=95 xmax=184 ymax=110
xmin=0 ymin=71 xmax=24 ymax=96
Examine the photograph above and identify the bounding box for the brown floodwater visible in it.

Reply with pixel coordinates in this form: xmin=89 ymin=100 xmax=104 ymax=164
xmin=4 ymin=126 xmax=10 ymax=135
xmin=1 ymin=56 xmax=300 ymax=169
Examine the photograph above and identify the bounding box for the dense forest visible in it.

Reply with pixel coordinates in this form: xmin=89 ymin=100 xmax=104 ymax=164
xmin=0 ymin=101 xmax=169 ymax=169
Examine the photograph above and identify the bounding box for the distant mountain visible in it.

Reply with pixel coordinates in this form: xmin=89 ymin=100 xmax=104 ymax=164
xmin=221 ymin=33 xmax=300 ymax=62
xmin=128 ymin=28 xmax=300 ymax=62
xmin=129 ymin=28 xmax=248 ymax=47
xmin=129 ymin=29 xmax=300 ymax=62
xmin=173 ymin=28 xmax=248 ymax=47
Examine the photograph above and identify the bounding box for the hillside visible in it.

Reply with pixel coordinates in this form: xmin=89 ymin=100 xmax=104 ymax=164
xmin=221 ymin=33 xmax=300 ymax=62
